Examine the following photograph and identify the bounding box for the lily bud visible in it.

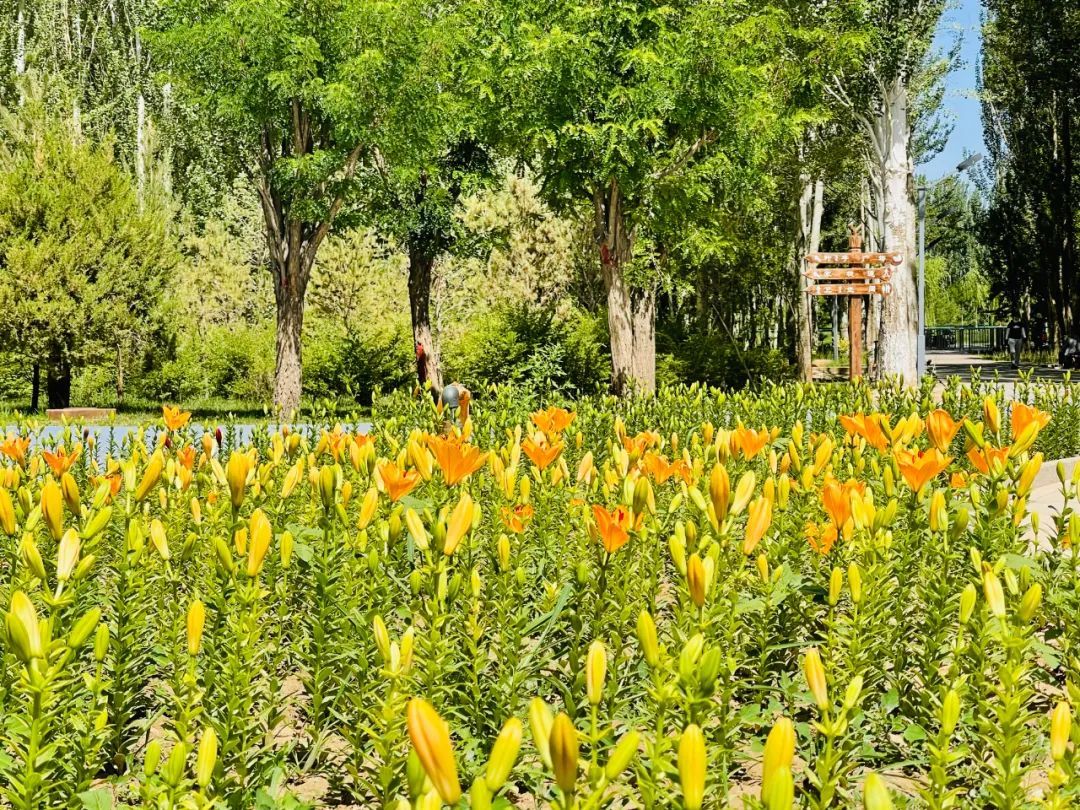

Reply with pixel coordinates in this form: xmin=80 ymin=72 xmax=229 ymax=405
xmin=829 ymin=567 xmax=843 ymax=607
xmin=318 ymin=466 xmax=336 ymax=511
xmin=226 ymin=452 xmax=249 ymax=510
xmin=485 ymin=717 xmax=522 ymax=792
xmin=549 ymin=713 xmax=579 ymax=795
xmin=443 ymin=492 xmax=474 ymax=556
xmin=149 ymin=518 xmax=170 ymax=560
xmin=0 ymin=487 xmax=14 ymax=535
xmin=955 ymin=582 xmax=976 ymax=624
xmin=1051 ymin=701 xmax=1072 ymax=762
xmin=941 ymin=689 xmax=961 ymax=736
xmin=280 ymin=530 xmax=294 ymax=568
xmin=21 ymin=534 xmax=47 ymax=581
xmin=687 ymin=553 xmax=707 ymax=607
xmin=848 ymin=564 xmax=863 ymax=605
xmin=709 ymin=464 xmax=730 ymax=522
xmin=135 ymin=450 xmax=164 ymax=502
xmin=187 ymin=599 xmax=206 ymax=655
xmin=761 ymin=717 xmax=795 ymax=800
xmin=1017 ymin=583 xmax=1042 ymax=622
xmin=586 ymin=639 xmax=607 ymax=705
xmin=61 ymin=472 xmax=81 ymax=517
xmin=731 ymin=471 xmax=756 ymax=516
xmin=405 ymin=509 xmax=429 ymax=552
xmin=982 ymin=567 xmax=1006 ymax=618
xmin=196 ymin=727 xmax=218 ymax=788
xmin=529 ymin=697 xmax=554 ymax=768
xmin=764 ymin=765 xmax=793 ymax=810
xmin=56 ymin=528 xmax=81 ymax=582
xmin=929 ymin=490 xmax=947 ymax=533
xmin=804 ymin=648 xmax=828 ymax=710
xmin=497 ymin=534 xmax=511 ymax=571
xmin=406 ymin=698 xmax=461 ymax=805
xmin=41 ymin=478 xmax=64 ymax=540
xmin=637 ymin=610 xmax=660 ymax=667
xmin=669 ymin=532 xmax=687 ymax=575
xmin=247 ymin=508 xmax=272 ymax=577
xmin=983 ymin=397 xmax=1001 ymax=436
xmin=6 ymin=590 xmax=42 ymax=661
xmin=358 ymin=487 xmax=379 ymax=529
xmin=756 ymin=553 xmax=770 ymax=584
xmin=678 ymin=724 xmax=706 ymax=810
xmin=603 ymin=730 xmax=640 ymax=781
xmin=862 ymin=772 xmax=893 ymax=810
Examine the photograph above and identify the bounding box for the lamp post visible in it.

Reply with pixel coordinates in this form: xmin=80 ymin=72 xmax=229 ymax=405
xmin=916 ymin=152 xmax=983 ymax=378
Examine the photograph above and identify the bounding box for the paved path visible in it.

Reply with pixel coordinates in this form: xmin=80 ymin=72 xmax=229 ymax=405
xmin=929 ymin=351 xmax=1072 ymax=384
xmin=1027 ymin=455 xmax=1079 ymax=547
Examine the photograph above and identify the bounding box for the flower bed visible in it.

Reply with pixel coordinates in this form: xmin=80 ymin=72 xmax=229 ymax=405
xmin=1 ymin=379 xmax=1079 ymax=808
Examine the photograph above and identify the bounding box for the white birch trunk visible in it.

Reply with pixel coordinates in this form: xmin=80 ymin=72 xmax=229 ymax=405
xmin=15 ymin=0 xmax=26 ymax=79
xmin=878 ymin=77 xmax=918 ymax=385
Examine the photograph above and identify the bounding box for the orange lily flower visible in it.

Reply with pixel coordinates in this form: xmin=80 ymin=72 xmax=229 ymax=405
xmin=177 ymin=445 xmax=196 ymax=470
xmin=950 ymin=471 xmax=968 ymax=489
xmin=531 ymin=406 xmax=575 ymax=436
xmin=926 ymin=409 xmax=960 ymax=453
xmin=821 ymin=477 xmax=864 ymax=527
xmin=732 ymin=426 xmax=770 ymax=460
xmin=1010 ymin=402 xmax=1050 ymax=438
xmin=641 ymin=451 xmax=691 ymax=485
xmin=501 ymin=503 xmax=535 ymax=534
xmin=621 ymin=431 xmax=661 ymax=459
xmin=522 ymin=435 xmax=563 ymax=470
xmin=162 ymin=405 xmax=192 ymax=431
xmin=319 ymin=427 xmax=350 ymax=462
xmin=967 ymin=446 xmax=1009 ymax=476
xmin=894 ymin=447 xmax=951 ymax=492
xmin=43 ymin=444 xmax=82 ymax=477
xmin=0 ymin=435 xmax=31 ymax=467
xmin=378 ymin=461 xmax=421 ymax=502
xmin=427 ymin=434 xmax=488 ymax=486
xmin=591 ymin=504 xmax=632 ymax=553
xmin=838 ymin=413 xmax=889 ymax=451
xmin=805 ymin=521 xmax=837 ymax=555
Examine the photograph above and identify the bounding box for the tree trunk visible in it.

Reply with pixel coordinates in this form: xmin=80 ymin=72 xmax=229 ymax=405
xmin=796 ymin=180 xmax=814 ymax=382
xmin=46 ymin=350 xmax=71 ymax=410
xmin=136 ymin=92 xmax=147 ymax=206
xmin=861 ymin=176 xmax=881 ymax=375
xmin=15 ymin=0 xmax=26 ymax=81
xmin=272 ymin=252 xmax=307 ymax=417
xmin=878 ymin=77 xmax=919 ymax=384
xmin=408 ymin=245 xmax=443 ymax=395
xmin=595 ymin=180 xmax=655 ymax=396
xmin=795 ymin=176 xmax=824 ymax=381
xmin=30 ymin=363 xmax=40 ymax=411
xmin=115 ymin=342 xmax=124 ymax=406
xmin=631 ymin=287 xmax=656 ymax=391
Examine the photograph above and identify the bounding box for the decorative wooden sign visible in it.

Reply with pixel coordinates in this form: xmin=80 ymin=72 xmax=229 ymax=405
xmin=805 ymin=266 xmax=892 ymax=281
xmin=805 ymin=251 xmax=903 ymax=266
xmin=803 ymin=225 xmax=902 ymax=381
xmin=806 ymin=282 xmax=892 ymax=296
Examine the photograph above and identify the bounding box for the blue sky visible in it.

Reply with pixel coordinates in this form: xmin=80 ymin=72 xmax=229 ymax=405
xmin=921 ymin=0 xmax=986 ymax=181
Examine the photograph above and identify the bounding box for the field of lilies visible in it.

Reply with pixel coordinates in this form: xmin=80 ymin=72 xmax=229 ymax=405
xmin=2 ymin=377 xmax=1080 ymax=809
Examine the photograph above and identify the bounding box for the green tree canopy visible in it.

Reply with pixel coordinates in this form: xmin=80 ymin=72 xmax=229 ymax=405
xmin=0 ymin=77 xmax=176 ymax=408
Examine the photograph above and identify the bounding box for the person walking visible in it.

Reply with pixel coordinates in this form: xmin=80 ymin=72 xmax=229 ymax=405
xmin=1006 ymin=317 xmax=1026 ymax=367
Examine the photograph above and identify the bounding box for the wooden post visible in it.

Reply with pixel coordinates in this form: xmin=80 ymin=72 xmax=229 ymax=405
xmin=847 ymin=225 xmax=863 ymax=381
xmin=849 ymin=296 xmax=863 ymax=381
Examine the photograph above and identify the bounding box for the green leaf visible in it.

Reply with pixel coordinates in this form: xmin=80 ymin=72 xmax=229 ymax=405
xmin=77 ymin=790 xmax=113 ymax=810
